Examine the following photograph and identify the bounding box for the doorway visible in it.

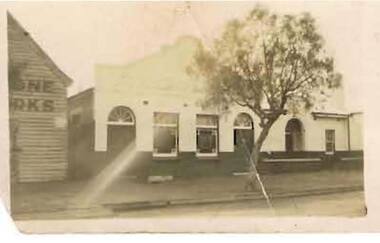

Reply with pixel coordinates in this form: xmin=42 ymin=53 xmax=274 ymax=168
xmin=233 ymin=113 xmax=254 ymax=153
xmin=285 ymin=118 xmax=304 ymax=152
xmin=107 ymin=106 xmax=136 ymax=159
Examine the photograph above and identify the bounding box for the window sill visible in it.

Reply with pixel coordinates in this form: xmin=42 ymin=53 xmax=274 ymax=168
xmin=153 ymin=154 xmax=179 ymax=161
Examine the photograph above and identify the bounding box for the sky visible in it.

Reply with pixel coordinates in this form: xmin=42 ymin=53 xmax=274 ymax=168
xmin=1 ymin=1 xmax=376 ymax=111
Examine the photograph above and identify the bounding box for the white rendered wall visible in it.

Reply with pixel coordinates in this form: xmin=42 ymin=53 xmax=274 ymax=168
xmin=94 ymin=36 xmax=351 ymax=153
xmin=303 ymin=116 xmax=349 ymax=151
xmin=95 ymin=91 xmax=351 ymax=153
xmin=261 ymin=113 xmax=349 ymax=152
xmin=350 ymin=113 xmax=363 ymax=150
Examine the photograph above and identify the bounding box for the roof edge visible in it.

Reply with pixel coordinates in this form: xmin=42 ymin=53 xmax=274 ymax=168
xmin=7 ymin=12 xmax=73 ymax=87
xmin=68 ymin=87 xmax=94 ymax=101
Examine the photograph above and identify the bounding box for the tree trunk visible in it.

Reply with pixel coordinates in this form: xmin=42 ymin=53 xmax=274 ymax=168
xmin=251 ymin=124 xmax=272 ymax=166
xmin=245 ymin=123 xmax=273 ymax=191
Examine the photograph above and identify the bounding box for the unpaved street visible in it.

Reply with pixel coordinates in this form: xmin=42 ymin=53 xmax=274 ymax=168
xmin=117 ymin=191 xmax=365 ymax=218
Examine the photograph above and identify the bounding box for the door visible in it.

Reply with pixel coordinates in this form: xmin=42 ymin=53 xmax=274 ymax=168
xmin=234 ymin=129 xmax=254 ymax=153
xmin=107 ymin=125 xmax=135 ymax=159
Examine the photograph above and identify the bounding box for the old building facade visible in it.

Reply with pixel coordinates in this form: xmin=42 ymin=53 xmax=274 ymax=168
xmin=8 ymin=13 xmax=72 ymax=182
xmin=88 ymin=36 xmax=363 ymax=178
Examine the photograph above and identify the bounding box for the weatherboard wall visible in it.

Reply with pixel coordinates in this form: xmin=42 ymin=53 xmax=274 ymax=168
xmin=8 ymin=14 xmax=71 ymax=182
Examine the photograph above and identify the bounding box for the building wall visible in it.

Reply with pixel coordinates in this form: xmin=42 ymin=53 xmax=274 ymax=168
xmin=68 ymin=88 xmax=94 ymax=126
xmin=260 ymin=113 xmax=349 ymax=152
xmin=8 ymin=14 xmax=71 ymax=182
xmin=94 ymin=100 xmax=350 ymax=154
xmin=350 ymin=113 xmax=363 ymax=151
xmin=95 ymin=97 xmax=258 ymax=152
xmin=94 ymin=36 xmax=353 ymax=155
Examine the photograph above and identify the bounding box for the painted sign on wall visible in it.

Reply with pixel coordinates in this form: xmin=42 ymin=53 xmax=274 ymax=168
xmin=9 ymin=80 xmax=55 ymax=112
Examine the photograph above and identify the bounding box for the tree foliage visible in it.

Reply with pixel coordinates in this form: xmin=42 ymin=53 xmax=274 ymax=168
xmin=188 ymin=6 xmax=342 ymax=164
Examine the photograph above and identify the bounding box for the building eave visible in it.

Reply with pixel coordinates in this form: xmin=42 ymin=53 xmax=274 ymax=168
xmin=311 ymin=111 xmax=349 ymax=120
xmin=68 ymin=87 xmax=94 ymax=101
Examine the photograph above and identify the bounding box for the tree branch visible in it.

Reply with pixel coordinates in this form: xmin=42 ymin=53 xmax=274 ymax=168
xmin=287 ymin=73 xmax=314 ymax=93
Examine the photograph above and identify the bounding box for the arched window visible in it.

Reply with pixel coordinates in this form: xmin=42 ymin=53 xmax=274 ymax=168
xmin=108 ymin=106 xmax=135 ymax=125
xmin=285 ymin=118 xmax=304 ymax=152
xmin=234 ymin=113 xmax=253 ymax=129
xmin=107 ymin=106 xmax=136 ymax=156
xmin=234 ymin=113 xmax=254 ymax=152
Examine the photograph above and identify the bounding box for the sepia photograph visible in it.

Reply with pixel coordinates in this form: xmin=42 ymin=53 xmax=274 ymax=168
xmin=1 ymin=1 xmax=377 ymax=233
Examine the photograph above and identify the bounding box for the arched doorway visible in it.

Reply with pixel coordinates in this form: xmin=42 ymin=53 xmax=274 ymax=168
xmin=285 ymin=118 xmax=304 ymax=152
xmin=234 ymin=113 xmax=254 ymax=153
xmin=107 ymin=106 xmax=136 ymax=158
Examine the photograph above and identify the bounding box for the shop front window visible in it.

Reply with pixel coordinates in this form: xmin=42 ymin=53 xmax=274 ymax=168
xmin=153 ymin=112 xmax=178 ymax=157
xmin=196 ymin=114 xmax=218 ymax=157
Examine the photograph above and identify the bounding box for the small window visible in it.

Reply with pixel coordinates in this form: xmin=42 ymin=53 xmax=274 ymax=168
xmin=153 ymin=112 xmax=178 ymax=157
xmin=325 ymin=129 xmax=335 ymax=154
xmin=196 ymin=114 xmax=218 ymax=157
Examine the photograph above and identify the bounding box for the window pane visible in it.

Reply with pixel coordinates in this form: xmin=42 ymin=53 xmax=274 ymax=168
xmin=196 ymin=114 xmax=218 ymax=126
xmin=153 ymin=112 xmax=178 ymax=155
xmin=326 ymin=143 xmax=334 ymax=152
xmin=197 ymin=129 xmax=217 ymax=154
xmin=325 ymin=130 xmax=335 ymax=152
xmin=234 ymin=113 xmax=253 ymax=127
xmin=154 ymin=127 xmax=177 ymax=154
xmin=326 ymin=132 xmax=332 ymax=141
xmin=108 ymin=106 xmax=134 ymax=123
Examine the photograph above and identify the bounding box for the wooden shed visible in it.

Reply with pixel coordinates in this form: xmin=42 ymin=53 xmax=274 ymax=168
xmin=8 ymin=13 xmax=72 ymax=182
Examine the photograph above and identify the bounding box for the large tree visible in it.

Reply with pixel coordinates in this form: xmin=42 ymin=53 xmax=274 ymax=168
xmin=188 ymin=7 xmax=342 ymax=170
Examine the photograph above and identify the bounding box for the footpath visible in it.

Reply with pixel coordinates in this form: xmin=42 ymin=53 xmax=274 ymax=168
xmin=12 ymin=169 xmax=363 ymax=220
